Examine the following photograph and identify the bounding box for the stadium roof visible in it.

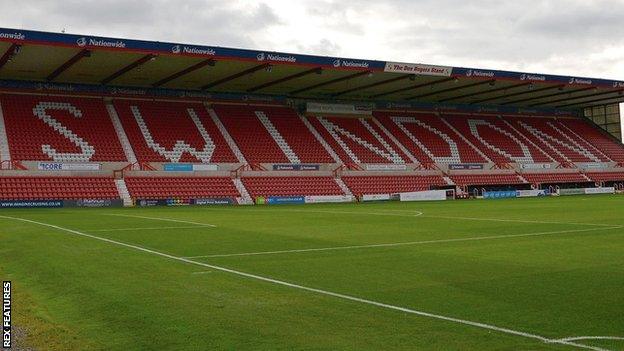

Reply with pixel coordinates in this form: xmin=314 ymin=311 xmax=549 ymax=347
xmin=0 ymin=27 xmax=623 ymax=110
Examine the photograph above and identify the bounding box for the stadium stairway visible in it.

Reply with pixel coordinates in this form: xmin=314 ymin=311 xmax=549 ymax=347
xmin=255 ymin=111 xmax=301 ymax=163
xmin=298 ymin=112 xmax=343 ymax=164
xmin=114 ymin=178 xmax=133 ymax=206
xmin=334 ymin=177 xmax=353 ymax=196
xmin=232 ymin=178 xmax=254 ymax=204
xmin=106 ymin=102 xmax=138 ymax=164
xmin=205 ymin=105 xmax=247 ymax=164
xmin=0 ymin=101 xmax=11 ymax=162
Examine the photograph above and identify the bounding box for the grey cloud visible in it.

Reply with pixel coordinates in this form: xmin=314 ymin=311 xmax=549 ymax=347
xmin=0 ymin=0 xmax=623 ymax=78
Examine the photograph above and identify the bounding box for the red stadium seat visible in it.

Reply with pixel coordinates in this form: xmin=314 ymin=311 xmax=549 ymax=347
xmin=0 ymin=177 xmax=118 ymax=200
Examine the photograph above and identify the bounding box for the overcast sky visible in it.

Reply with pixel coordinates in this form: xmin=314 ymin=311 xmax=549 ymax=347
xmin=1 ymin=0 xmax=624 ymax=80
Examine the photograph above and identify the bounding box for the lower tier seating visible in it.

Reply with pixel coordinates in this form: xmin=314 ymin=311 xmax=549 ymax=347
xmin=450 ymin=174 xmax=525 ymax=186
xmin=587 ymin=172 xmax=624 ymax=182
xmin=0 ymin=177 xmax=118 ymax=200
xmin=242 ymin=176 xmax=344 ymax=198
xmin=124 ymin=177 xmax=240 ymax=199
xmin=522 ymin=172 xmax=588 ymax=184
xmin=342 ymin=175 xmax=446 ymax=195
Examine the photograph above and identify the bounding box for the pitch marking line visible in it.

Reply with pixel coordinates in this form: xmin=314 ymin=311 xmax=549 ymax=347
xmin=229 ymin=208 xmax=613 ymax=227
xmin=88 ymin=226 xmax=210 ymax=232
xmin=191 ymin=271 xmax=213 ymax=275
xmin=424 ymin=215 xmax=616 ymax=227
xmin=249 ymin=209 xmax=423 ymax=217
xmin=0 ymin=215 xmax=613 ymax=351
xmin=101 ymin=214 xmax=216 ymax=227
xmin=553 ymin=336 xmax=624 ymax=342
xmin=184 ymin=226 xmax=623 ymax=259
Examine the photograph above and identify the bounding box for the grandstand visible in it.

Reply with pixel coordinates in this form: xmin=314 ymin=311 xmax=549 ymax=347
xmin=0 ymin=27 xmax=623 ymax=206
xmin=3 ymin=26 xmax=624 ymax=351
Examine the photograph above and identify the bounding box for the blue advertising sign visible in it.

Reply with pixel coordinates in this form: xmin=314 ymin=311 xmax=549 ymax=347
xmin=193 ymin=198 xmax=234 ymax=205
xmin=449 ymin=163 xmax=484 ymax=170
xmin=163 ymin=163 xmax=194 ymax=172
xmin=483 ymin=190 xmax=517 ymax=199
xmin=272 ymin=164 xmax=320 ymax=171
xmin=266 ymin=196 xmax=305 ymax=205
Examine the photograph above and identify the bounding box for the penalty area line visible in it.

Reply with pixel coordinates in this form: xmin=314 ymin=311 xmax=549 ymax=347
xmin=101 ymin=213 xmax=216 ymax=227
xmin=0 ymin=214 xmax=609 ymax=351
xmin=87 ymin=225 xmax=212 ymax=232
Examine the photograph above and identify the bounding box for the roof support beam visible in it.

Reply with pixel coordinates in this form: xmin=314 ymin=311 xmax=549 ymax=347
xmin=247 ymin=67 xmax=322 ymax=92
xmin=46 ymin=49 xmax=90 ymax=81
xmin=333 ymin=75 xmax=413 ymax=97
xmin=502 ymin=86 xmax=595 ymax=105
xmin=290 ymin=71 xmax=372 ymax=95
xmin=471 ymin=85 xmax=564 ymax=104
xmin=407 ymin=79 xmax=496 ymax=100
xmin=101 ymin=54 xmax=156 ymax=85
xmin=556 ymin=92 xmax=624 ymax=108
xmin=371 ymin=77 xmax=455 ymax=99
xmin=530 ymin=89 xmax=623 ymax=107
xmin=201 ymin=63 xmax=270 ymax=90
xmin=556 ymin=96 xmax=624 ymax=108
xmin=437 ymin=82 xmax=531 ymax=103
xmin=152 ymin=59 xmax=216 ymax=87
xmin=0 ymin=43 xmax=20 ymax=70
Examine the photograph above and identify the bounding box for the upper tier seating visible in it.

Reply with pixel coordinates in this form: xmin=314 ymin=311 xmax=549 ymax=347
xmin=253 ymin=106 xmax=334 ymax=163
xmin=213 ymin=104 xmax=333 ymax=164
xmin=0 ymin=95 xmax=126 ymax=162
xmin=0 ymin=176 xmax=118 ymax=200
xmin=307 ymin=115 xmax=409 ymax=164
xmin=114 ymin=100 xmax=237 ymax=163
xmin=242 ymin=176 xmax=344 ymax=198
xmin=443 ymin=114 xmax=551 ymax=164
xmin=342 ymin=175 xmax=446 ymax=195
xmin=522 ymin=172 xmax=589 ymax=184
xmin=450 ymin=174 xmax=525 ymax=186
xmin=510 ymin=117 xmax=607 ymax=163
xmin=375 ymin=112 xmax=487 ymax=164
xmin=559 ymin=119 xmax=624 ymax=162
xmin=211 ymin=104 xmax=286 ymax=163
xmin=124 ymin=177 xmax=240 ymax=200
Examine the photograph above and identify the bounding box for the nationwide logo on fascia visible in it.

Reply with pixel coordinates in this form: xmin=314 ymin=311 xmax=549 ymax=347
xmin=518 ymin=108 xmax=539 ymax=114
xmin=333 ymin=59 xmax=370 ymax=68
xmin=477 ymin=106 xmax=499 ymax=113
xmin=520 ymin=73 xmax=546 ymax=81
xmin=257 ymin=52 xmax=296 ymax=63
xmin=76 ymin=37 xmax=126 ymax=48
xmin=171 ymin=45 xmax=216 ymax=56
xmin=35 ymin=83 xmax=75 ymax=92
xmin=568 ymin=77 xmax=592 ymax=85
xmin=0 ymin=32 xmax=25 ymax=40
xmin=613 ymin=81 xmax=624 ymax=88
xmin=110 ymin=88 xmax=147 ymax=95
xmin=466 ymin=69 xmax=495 ymax=78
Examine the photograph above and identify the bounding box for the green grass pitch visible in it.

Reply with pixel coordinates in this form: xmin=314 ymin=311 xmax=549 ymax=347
xmin=1 ymin=195 xmax=623 ymax=350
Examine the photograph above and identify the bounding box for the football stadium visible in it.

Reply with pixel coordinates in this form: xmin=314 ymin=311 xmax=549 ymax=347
xmin=1 ymin=15 xmax=624 ymax=351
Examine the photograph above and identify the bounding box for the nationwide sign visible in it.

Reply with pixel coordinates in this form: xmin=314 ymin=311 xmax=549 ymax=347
xmin=3 ymin=27 xmax=624 ymax=88
xmin=384 ymin=62 xmax=452 ymax=76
